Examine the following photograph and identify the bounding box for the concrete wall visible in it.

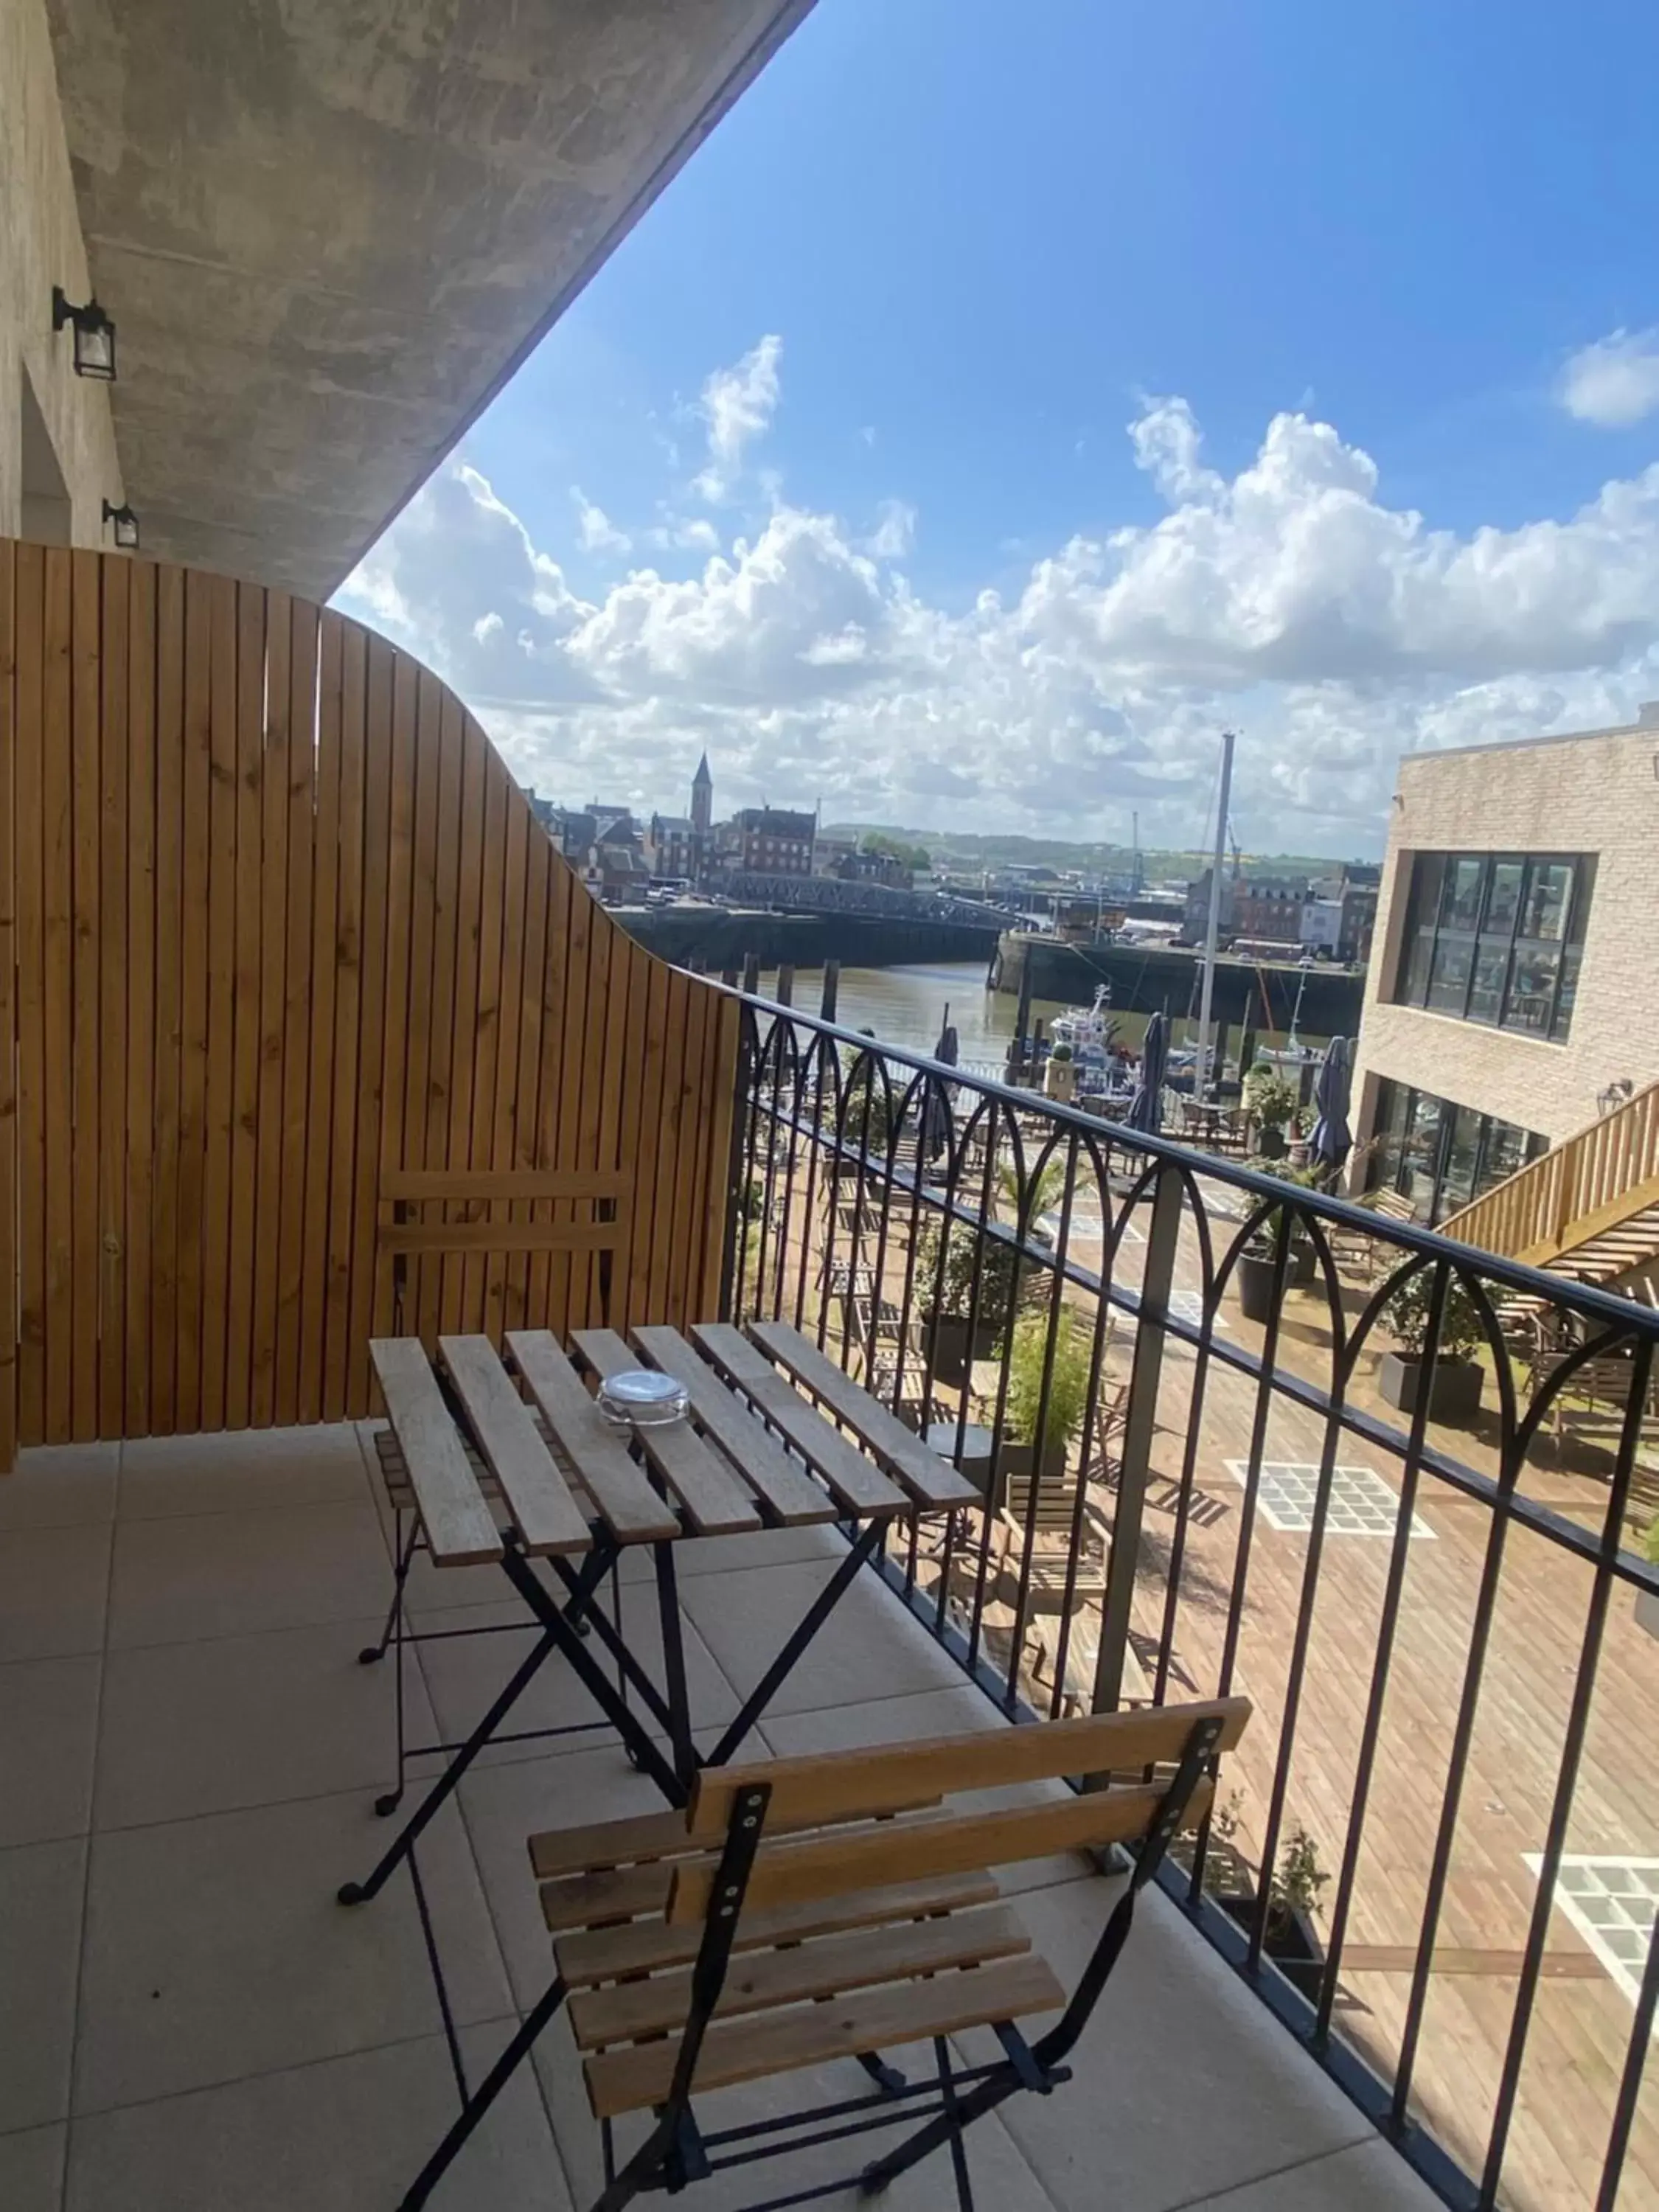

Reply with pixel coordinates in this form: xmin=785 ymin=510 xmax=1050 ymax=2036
xmin=0 ymin=0 xmax=122 ymax=546
xmin=1351 ymin=717 xmax=1659 ymax=1169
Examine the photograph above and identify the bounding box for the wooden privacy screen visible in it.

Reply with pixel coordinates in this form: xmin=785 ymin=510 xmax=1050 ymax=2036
xmin=0 ymin=539 xmax=740 ymax=1470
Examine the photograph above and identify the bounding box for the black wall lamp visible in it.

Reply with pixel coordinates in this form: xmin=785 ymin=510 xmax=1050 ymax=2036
xmin=52 ymin=286 xmax=116 ymax=380
xmin=102 ymin=500 xmax=139 ymax=550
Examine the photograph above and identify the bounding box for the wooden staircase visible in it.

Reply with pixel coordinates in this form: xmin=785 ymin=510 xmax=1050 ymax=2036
xmin=1442 ymin=1078 xmax=1659 ymax=1286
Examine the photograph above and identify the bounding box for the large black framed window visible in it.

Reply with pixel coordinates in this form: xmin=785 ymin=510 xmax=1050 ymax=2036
xmin=1365 ymin=1079 xmax=1548 ymax=1226
xmin=1391 ymin=849 xmax=1593 ymax=1041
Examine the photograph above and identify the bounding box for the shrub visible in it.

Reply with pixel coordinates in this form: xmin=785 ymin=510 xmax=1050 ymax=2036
xmin=1382 ymin=1267 xmax=1484 ymax=1363
xmin=1004 ymin=1312 xmax=1093 ymax=1461
xmin=1242 ymin=1065 xmax=1299 ymax=1131
xmin=912 ymin=1217 xmax=1018 ymax=1327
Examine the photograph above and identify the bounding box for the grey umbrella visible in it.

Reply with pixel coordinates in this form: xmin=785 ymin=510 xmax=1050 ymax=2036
xmin=925 ymin=1011 xmax=960 ymax=1161
xmin=1310 ymin=1035 xmax=1353 ymax=1180
xmin=1125 ymin=1011 xmax=1167 ymax=1134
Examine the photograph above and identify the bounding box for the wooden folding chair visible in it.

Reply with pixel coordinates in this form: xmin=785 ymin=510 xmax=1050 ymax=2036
xmin=378 ymin=1166 xmax=633 ymax=1338
xmin=395 ymin=1698 xmax=1251 ymax=2210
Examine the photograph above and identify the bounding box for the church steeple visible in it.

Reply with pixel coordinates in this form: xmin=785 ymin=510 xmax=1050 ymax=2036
xmin=690 ymin=751 xmax=712 ymax=838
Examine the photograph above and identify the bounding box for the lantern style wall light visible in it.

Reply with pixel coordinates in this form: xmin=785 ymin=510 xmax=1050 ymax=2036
xmin=52 ymin=286 xmax=116 ymax=379
xmin=102 ymin=499 xmax=139 ymax=550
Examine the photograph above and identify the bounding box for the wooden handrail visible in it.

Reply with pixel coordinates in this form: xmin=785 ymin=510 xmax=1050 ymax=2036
xmin=1442 ymin=1077 xmax=1659 ymax=1267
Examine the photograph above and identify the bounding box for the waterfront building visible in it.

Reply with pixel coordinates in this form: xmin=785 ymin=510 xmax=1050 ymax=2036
xmin=1351 ymin=706 xmax=1659 ymax=1222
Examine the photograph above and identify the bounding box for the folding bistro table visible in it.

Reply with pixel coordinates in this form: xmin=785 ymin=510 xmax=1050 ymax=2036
xmin=337 ymin=1318 xmax=978 ymax=1910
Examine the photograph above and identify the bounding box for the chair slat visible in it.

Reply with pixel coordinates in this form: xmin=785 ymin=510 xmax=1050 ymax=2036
xmin=689 ymin=1323 xmax=906 ymax=1519
xmin=582 ymin=1953 xmax=1065 ymax=2120
xmin=551 ymin=1871 xmax=1002 ymax=1988
xmin=506 ymin=1329 xmax=681 ymax=1543
xmin=571 ymin=1329 xmax=763 ymax=1536
xmin=383 ymin=1168 xmax=629 ymax=1202
xmin=747 ymin=1318 xmax=978 ymax=1510
xmin=668 ymin=1781 xmax=1214 ymax=1925
xmin=630 ymin=1324 xmax=837 ymax=1526
xmin=686 ymin=1698 xmax=1250 ymax=1841
xmin=569 ymin=1903 xmax=1031 ymax=2051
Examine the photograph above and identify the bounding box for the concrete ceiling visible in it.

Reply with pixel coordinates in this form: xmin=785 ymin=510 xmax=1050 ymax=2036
xmin=45 ymin=0 xmax=815 ymax=599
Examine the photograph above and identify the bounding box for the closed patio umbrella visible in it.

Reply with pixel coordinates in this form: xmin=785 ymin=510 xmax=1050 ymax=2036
xmin=925 ymin=1010 xmax=959 ymax=1161
xmin=1125 ymin=1011 xmax=1166 ymax=1135
xmin=1310 ymin=1034 xmax=1353 ymax=1182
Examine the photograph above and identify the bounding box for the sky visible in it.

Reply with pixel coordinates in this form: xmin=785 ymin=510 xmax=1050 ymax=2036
xmin=336 ymin=0 xmax=1659 ymax=860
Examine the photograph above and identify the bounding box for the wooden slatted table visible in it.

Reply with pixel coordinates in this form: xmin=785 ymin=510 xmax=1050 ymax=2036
xmin=340 ymin=1319 xmax=977 ymax=1910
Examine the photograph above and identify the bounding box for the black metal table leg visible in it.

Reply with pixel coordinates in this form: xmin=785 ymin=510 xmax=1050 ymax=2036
xmin=653 ymin=1541 xmax=699 ymax=1793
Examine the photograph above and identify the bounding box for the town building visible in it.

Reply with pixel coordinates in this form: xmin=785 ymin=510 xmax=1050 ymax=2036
xmin=1300 ymin=863 xmax=1379 ymax=962
xmin=1349 ymin=706 xmax=1659 ymax=1222
xmin=727 ymin=804 xmax=816 ymax=876
xmin=646 ymin=813 xmax=697 ymax=880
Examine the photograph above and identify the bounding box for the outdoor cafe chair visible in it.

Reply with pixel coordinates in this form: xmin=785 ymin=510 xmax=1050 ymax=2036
xmin=394 ymin=1697 xmax=1251 ymax=2211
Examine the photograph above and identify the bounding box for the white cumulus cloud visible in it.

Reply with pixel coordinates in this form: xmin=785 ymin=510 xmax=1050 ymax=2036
xmin=692 ymin=334 xmax=783 ymax=501
xmin=337 ymin=380 xmax=1659 ymax=853
xmin=571 ymin=487 xmax=632 ymax=555
xmin=1559 ymin=327 xmax=1659 ymax=428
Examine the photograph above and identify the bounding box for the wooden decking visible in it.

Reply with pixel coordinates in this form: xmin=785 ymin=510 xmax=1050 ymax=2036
xmin=765 ymin=1146 xmax=1658 ymax=2212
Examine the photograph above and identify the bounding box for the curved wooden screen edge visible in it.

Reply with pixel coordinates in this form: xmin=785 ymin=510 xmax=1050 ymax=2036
xmin=0 ymin=538 xmax=740 ymax=1469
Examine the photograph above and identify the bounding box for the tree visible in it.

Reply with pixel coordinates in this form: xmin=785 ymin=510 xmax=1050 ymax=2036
xmin=860 ymin=831 xmax=931 ymax=873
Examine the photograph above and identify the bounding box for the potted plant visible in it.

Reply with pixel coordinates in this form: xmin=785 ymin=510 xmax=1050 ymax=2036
xmin=1219 ymin=1824 xmax=1330 ymax=2004
xmin=1000 ymin=1312 xmax=1092 ymax=1479
xmin=1633 ymin=1518 xmax=1659 ymax=1641
xmin=913 ymin=1218 xmax=1018 ymax=1384
xmin=1242 ymin=1065 xmax=1300 ymax=1161
xmin=1044 ymin=1040 xmax=1077 ymax=1103
xmin=1377 ymin=1269 xmax=1485 ymax=1423
xmin=1233 ymin=1161 xmax=1320 ymax=1321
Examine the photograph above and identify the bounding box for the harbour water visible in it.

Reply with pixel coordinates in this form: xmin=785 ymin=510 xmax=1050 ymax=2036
xmin=746 ymin=960 xmax=1323 ymax=1077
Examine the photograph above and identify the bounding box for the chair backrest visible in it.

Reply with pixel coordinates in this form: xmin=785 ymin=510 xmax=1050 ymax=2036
xmin=378 ymin=1169 xmax=631 ymax=1328
xmin=667 ymin=1698 xmax=1251 ymax=1926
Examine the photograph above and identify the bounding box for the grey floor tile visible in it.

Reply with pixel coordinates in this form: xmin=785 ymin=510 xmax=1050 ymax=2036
xmin=0 ymin=1524 xmax=111 ymax=1662
xmin=417 ymin=1588 xmax=737 ymax=1770
xmin=619 ymin=1523 xmax=848 ymax=1581
xmin=538 ymin=2028 xmax=1059 ymax=2212
xmin=0 ymin=1446 xmax=117 ymax=1531
xmin=116 ymin=1424 xmax=369 ymax=1520
xmin=65 ymin=2023 xmax=571 ymax=2212
xmin=105 ymin=1498 xmax=387 ymax=1649
xmin=458 ymin=1733 xmax=730 ymax=2010
xmin=0 ymin=1656 xmax=100 ymax=1846
xmin=0 ymin=2123 xmax=66 ymax=2212
xmin=0 ymin=1839 xmax=87 ymax=2132
xmin=678 ymin=1555 xmax=966 ymax=1717
xmin=73 ymin=1789 xmax=510 ymax=2113
xmin=1180 ymin=2138 xmax=1444 ymax=2210
xmin=759 ymin=1684 xmax=1093 ymax=1893
xmin=949 ymin=1879 xmax=1374 ymax=2212
xmin=93 ymin=1618 xmax=435 ymax=1829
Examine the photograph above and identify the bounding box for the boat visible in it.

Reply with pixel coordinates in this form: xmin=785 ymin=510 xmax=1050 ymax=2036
xmin=1050 ymin=985 xmax=1121 ymax=1068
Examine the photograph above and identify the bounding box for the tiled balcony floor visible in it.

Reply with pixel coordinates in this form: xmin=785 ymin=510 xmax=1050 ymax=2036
xmin=0 ymin=1425 xmax=1444 ymax=2212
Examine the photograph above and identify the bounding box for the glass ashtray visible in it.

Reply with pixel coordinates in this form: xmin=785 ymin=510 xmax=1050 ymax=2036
xmin=596 ymin=1369 xmax=691 ymax=1429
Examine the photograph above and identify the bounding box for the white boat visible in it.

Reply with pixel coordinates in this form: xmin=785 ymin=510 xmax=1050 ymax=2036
xmin=1050 ymin=985 xmax=1121 ymax=1067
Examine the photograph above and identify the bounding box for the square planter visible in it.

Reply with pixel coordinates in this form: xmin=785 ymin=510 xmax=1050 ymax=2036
xmin=1377 ymin=1350 xmax=1484 ymax=1425
xmin=1635 ymin=1586 xmax=1659 ymax=1641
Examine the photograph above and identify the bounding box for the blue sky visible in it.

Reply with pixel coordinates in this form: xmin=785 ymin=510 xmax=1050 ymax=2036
xmin=340 ymin=0 xmax=1659 ymax=857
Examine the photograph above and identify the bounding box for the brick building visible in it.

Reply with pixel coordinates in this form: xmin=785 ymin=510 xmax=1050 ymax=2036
xmin=1349 ymin=707 xmax=1659 ymax=1222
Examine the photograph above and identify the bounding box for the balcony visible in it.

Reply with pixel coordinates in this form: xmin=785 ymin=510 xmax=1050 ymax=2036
xmin=2 ymin=1423 xmax=1439 ymax=2212
xmin=0 ymin=541 xmax=1654 ymax=2208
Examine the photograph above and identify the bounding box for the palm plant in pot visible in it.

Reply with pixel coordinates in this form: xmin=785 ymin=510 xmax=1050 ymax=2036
xmin=1001 ymin=1312 xmax=1093 ymax=1479
xmin=912 ymin=1218 xmax=1018 ymax=1385
xmin=1242 ymin=1064 xmax=1300 ymax=1161
xmin=1233 ymin=1161 xmax=1321 ymax=1322
xmin=1378 ymin=1267 xmax=1485 ymax=1424
xmin=1220 ymin=1822 xmax=1331 ymax=2004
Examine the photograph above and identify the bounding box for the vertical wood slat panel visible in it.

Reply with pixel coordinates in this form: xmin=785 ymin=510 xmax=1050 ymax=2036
xmin=0 ymin=543 xmax=14 ymax=1470
xmin=198 ymin=574 xmax=238 ymax=1431
xmin=41 ymin=551 xmax=74 ymax=1441
xmin=123 ymin=560 xmax=156 ymax=1436
xmin=225 ymin=583 xmax=265 ymax=1429
xmin=97 ymin=557 xmax=129 ymax=1433
xmin=274 ymin=602 xmax=317 ymax=1422
xmin=14 ymin=544 xmax=45 ymax=1444
xmin=323 ymin=619 xmax=366 ymax=1419
xmin=298 ymin=612 xmax=342 ymax=1422
xmin=149 ymin=566 xmax=186 ymax=1430
xmin=2 ymin=543 xmax=736 ymax=1460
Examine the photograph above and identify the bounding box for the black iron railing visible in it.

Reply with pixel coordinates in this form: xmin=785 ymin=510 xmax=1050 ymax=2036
xmin=715 ymin=987 xmax=1659 ymax=2212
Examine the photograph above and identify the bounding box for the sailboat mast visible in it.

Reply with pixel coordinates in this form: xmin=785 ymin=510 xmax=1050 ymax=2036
xmin=1194 ymin=730 xmax=1236 ymax=1102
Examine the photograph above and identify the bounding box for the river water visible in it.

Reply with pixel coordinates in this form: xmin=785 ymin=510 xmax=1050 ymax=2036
xmin=746 ymin=959 xmax=1320 ymax=1077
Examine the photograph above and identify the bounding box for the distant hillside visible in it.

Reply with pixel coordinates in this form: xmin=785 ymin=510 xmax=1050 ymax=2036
xmin=821 ymin=824 xmax=1359 ymax=880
